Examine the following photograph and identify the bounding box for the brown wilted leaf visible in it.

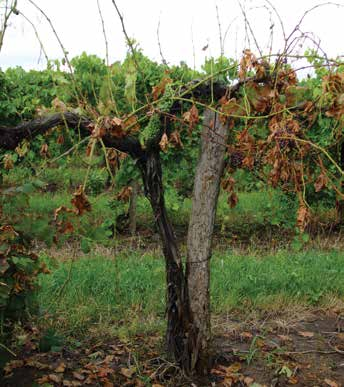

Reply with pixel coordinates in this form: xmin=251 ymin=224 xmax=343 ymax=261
xmin=116 ymin=186 xmax=132 ymax=202
xmin=152 ymin=77 xmax=172 ymax=100
xmin=314 ymin=173 xmax=328 ymax=192
xmin=101 ymin=116 xmax=126 ymax=138
xmin=255 ymin=62 xmax=266 ymax=79
xmin=85 ymin=139 xmax=95 ymax=157
xmin=54 ymin=205 xmax=75 ymax=221
xmin=169 ymin=130 xmax=183 ymax=148
xmin=57 ymin=134 xmax=65 ymax=144
xmin=239 ymin=49 xmax=257 ymax=80
xmin=40 ymin=143 xmax=49 ymax=158
xmin=221 ymin=98 xmax=246 ymax=119
xmin=91 ymin=125 xmax=106 ymax=139
xmin=123 ymin=115 xmax=140 ymax=133
xmin=228 ymin=192 xmax=238 ymax=208
xmin=242 ymin=156 xmax=255 ymax=169
xmin=15 ymin=140 xmax=29 ymax=157
xmin=159 ymin=133 xmax=169 ymax=152
xmin=221 ymin=176 xmax=236 ymax=192
xmin=183 ymin=105 xmax=199 ymax=132
xmin=59 ymin=221 xmax=74 ymax=235
xmin=71 ymin=186 xmax=92 ymax=215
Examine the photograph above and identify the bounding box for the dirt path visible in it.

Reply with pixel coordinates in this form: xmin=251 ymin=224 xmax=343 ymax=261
xmin=1 ymin=309 xmax=344 ymax=386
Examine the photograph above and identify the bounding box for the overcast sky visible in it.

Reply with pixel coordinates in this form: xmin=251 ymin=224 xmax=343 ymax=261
xmin=1 ymin=0 xmax=344 ymax=70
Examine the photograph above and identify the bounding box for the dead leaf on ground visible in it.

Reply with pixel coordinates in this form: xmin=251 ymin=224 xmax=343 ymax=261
xmin=120 ymin=367 xmax=135 ymax=378
xmin=26 ymin=359 xmax=51 ymax=370
xmin=288 ymin=376 xmax=299 ymax=385
xmin=325 ymin=379 xmax=339 ymax=387
xmin=240 ymin=331 xmax=253 ymax=340
xmin=72 ymin=371 xmax=85 ymax=381
xmin=49 ymin=374 xmax=62 ymax=383
xmin=244 ymin=376 xmax=255 ymax=385
xmin=63 ymin=381 xmax=82 ymax=387
xmin=55 ymin=362 xmax=66 ymax=373
xmin=36 ymin=375 xmax=50 ymax=384
xmin=298 ymin=331 xmax=314 ymax=338
xmin=278 ymin=335 xmax=292 ymax=342
xmin=3 ymin=360 xmax=25 ymax=374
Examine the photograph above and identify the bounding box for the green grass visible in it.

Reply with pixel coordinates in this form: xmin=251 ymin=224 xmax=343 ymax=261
xmin=37 ymin=249 xmax=344 ymax=337
xmin=211 ymin=249 xmax=344 ymax=309
xmin=38 ymin=252 xmax=166 ymax=335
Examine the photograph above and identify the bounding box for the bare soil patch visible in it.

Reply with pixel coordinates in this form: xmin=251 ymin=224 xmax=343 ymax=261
xmin=1 ymin=309 xmax=344 ymax=386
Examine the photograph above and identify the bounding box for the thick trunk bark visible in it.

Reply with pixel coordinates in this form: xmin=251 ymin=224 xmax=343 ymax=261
xmin=138 ymin=150 xmax=191 ymax=367
xmin=128 ymin=180 xmax=139 ymax=235
xmin=186 ymin=109 xmax=229 ymax=375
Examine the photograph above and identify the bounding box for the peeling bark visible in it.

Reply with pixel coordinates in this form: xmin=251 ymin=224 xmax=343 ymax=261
xmin=186 ymin=109 xmax=229 ymax=374
xmin=137 ymin=151 xmax=191 ymax=367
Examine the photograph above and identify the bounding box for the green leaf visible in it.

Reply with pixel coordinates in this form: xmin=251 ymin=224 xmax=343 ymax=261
xmin=81 ymin=238 xmax=91 ymax=254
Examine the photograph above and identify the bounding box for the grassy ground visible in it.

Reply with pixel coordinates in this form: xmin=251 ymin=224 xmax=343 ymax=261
xmin=2 ymin=166 xmax=344 ymax=385
xmin=37 ymin=248 xmax=344 ymax=339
